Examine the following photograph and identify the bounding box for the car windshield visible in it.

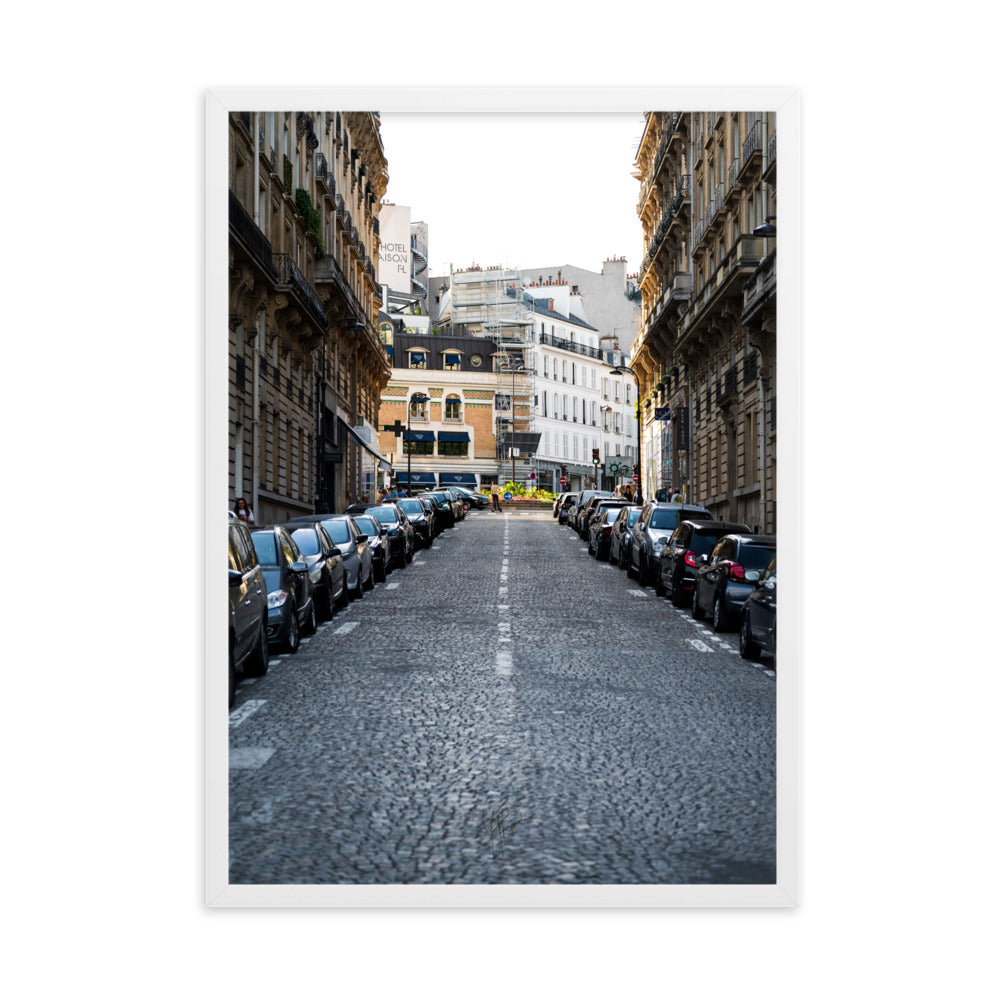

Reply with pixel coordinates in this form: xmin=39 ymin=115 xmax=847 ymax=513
xmin=290 ymin=528 xmax=322 ymax=554
xmin=397 ymin=500 xmax=423 ymax=515
xmin=353 ymin=516 xmax=378 ymax=535
xmin=369 ymin=507 xmax=398 ymax=525
xmin=318 ymin=520 xmax=351 ymax=543
xmin=692 ymin=531 xmax=730 ymax=555
xmin=649 ymin=510 xmax=679 ymax=530
xmin=740 ymin=544 xmax=777 ymax=571
xmin=251 ymin=532 xmax=280 ymax=567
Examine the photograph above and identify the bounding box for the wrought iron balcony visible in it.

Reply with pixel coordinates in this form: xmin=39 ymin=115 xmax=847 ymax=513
xmin=273 ymin=253 xmax=327 ymax=331
xmin=229 ymin=190 xmax=278 ymax=281
xmin=739 ymin=121 xmax=764 ymax=179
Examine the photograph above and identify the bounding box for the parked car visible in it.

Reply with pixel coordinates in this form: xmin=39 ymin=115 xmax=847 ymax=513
xmin=438 ymin=488 xmax=466 ymax=521
xmin=587 ymin=505 xmax=626 ymax=561
xmin=280 ymin=517 xmax=348 ymax=617
xmin=450 ymin=485 xmax=490 ymax=510
xmin=349 ymin=513 xmax=392 ymax=582
xmin=656 ymin=519 xmax=750 ymax=606
xmin=740 ymin=555 xmax=777 ymax=666
xmin=553 ymin=492 xmax=570 ymax=517
xmin=228 ymin=519 xmax=268 ymax=707
xmin=418 ymin=491 xmax=454 ymax=530
xmin=314 ymin=515 xmax=374 ymax=598
xmin=580 ymin=497 xmax=630 ymax=541
xmin=692 ymin=533 xmax=777 ymax=632
xmin=394 ymin=497 xmax=434 ymax=548
xmin=609 ymin=505 xmax=642 ymax=568
xmin=364 ymin=503 xmax=416 ymax=567
xmin=558 ymin=493 xmax=579 ymax=525
xmin=627 ymin=502 xmax=714 ymax=585
xmin=573 ymin=491 xmax=616 ymax=536
xmin=250 ymin=525 xmax=317 ymax=653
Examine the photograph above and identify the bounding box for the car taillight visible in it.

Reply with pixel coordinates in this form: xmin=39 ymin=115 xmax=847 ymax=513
xmin=729 ymin=563 xmax=745 ymax=582
xmin=603 ymin=526 xmax=612 ymax=536
xmin=684 ymin=550 xmax=697 ymax=568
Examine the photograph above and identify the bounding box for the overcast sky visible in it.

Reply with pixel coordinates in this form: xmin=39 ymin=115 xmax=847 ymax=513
xmin=378 ymin=112 xmax=647 ymax=280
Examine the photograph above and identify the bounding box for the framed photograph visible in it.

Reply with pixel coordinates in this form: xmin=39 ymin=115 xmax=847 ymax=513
xmin=207 ymin=86 xmax=800 ymax=907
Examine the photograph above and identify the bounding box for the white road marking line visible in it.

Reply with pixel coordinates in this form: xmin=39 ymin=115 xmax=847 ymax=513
xmin=229 ymin=747 xmax=275 ymax=770
xmin=627 ymin=590 xmax=650 ymax=597
xmin=498 ymin=586 xmax=508 ymax=597
xmin=686 ymin=639 xmax=714 ymax=652
xmin=498 ymin=604 xmax=509 ymax=611
xmin=495 ymin=650 xmax=512 ymax=675
xmin=413 ymin=560 xmax=426 ymax=565
xmin=334 ymin=621 xmax=360 ymax=635
xmin=229 ymin=699 xmax=266 ymax=727
xmin=385 ymin=582 xmax=399 ymax=590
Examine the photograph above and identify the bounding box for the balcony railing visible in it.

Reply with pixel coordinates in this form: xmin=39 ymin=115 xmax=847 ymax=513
xmin=538 ymin=332 xmax=604 ymax=361
xmin=740 ymin=121 xmax=764 ymax=178
xmin=273 ymin=253 xmax=327 ymax=330
xmin=229 ymin=191 xmax=278 ymax=280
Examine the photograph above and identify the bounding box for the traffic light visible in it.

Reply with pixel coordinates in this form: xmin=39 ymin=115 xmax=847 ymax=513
xmin=592 ymin=448 xmax=600 ymax=461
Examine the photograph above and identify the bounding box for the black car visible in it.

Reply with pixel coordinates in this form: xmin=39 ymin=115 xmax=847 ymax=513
xmin=579 ymin=494 xmax=627 ymax=540
xmin=628 ymin=503 xmax=714 ymax=585
xmin=364 ymin=503 xmax=416 ymax=567
xmin=587 ymin=505 xmax=626 ymax=561
xmin=656 ymin=519 xmax=750 ymax=606
xmin=279 ymin=518 xmax=348 ymax=618
xmin=395 ymin=497 xmax=434 ymax=548
xmin=250 ymin=525 xmax=317 ymax=653
xmin=228 ymin=519 xmax=268 ymax=707
xmin=418 ymin=491 xmax=454 ymax=530
xmin=349 ymin=513 xmax=393 ymax=582
xmin=740 ymin=555 xmax=777 ymax=666
xmin=574 ymin=490 xmax=616 ymax=536
xmin=609 ymin=505 xmax=642 ymax=568
xmin=450 ymin=485 xmax=490 ymax=510
xmin=692 ymin=533 xmax=777 ymax=632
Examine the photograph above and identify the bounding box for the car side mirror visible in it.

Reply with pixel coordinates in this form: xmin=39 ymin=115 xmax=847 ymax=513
xmin=229 ymin=569 xmax=243 ymax=586
xmin=356 ymin=533 xmax=369 ymax=543
xmin=699 ymin=554 xmax=709 ymax=565
xmin=291 ymin=560 xmax=308 ymax=573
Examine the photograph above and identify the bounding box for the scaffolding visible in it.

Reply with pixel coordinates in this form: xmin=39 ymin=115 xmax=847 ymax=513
xmin=449 ymin=266 xmax=538 ymax=486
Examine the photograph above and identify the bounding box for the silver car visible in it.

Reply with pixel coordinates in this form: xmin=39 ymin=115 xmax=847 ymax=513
xmin=313 ymin=515 xmax=373 ymax=599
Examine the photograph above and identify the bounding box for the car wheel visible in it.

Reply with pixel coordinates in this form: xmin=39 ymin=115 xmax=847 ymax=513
xmin=691 ymin=588 xmax=706 ymax=621
xmin=712 ymin=594 xmax=729 ymax=633
xmin=320 ymin=580 xmax=335 ymax=621
xmin=638 ymin=555 xmax=649 ymax=586
xmin=670 ymin=578 xmax=684 ymax=607
xmin=364 ymin=564 xmax=375 ymax=591
xmin=351 ymin=573 xmax=364 ymax=600
xmin=739 ymin=613 xmax=761 ymax=661
xmin=336 ymin=580 xmax=349 ymax=609
xmin=405 ymin=545 xmax=413 ymax=563
xmin=626 ymin=555 xmax=636 ymax=579
xmin=375 ymin=559 xmax=387 ymax=583
xmin=245 ymin=621 xmax=269 ymax=677
xmin=303 ymin=599 xmax=317 ymax=636
xmin=284 ymin=607 xmax=301 ymax=653
xmin=587 ymin=538 xmax=594 ymax=555
xmin=654 ymin=574 xmax=666 ymax=597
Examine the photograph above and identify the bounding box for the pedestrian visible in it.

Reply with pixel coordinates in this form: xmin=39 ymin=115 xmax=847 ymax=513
xmin=491 ymin=482 xmax=502 ymax=512
xmin=671 ymin=490 xmax=685 ymax=503
xmin=233 ymin=498 xmax=254 ymax=523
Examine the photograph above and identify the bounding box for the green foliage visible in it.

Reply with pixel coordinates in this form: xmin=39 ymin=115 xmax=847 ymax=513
xmin=501 ymin=482 xmax=555 ymax=501
xmin=295 ymin=188 xmax=325 ymax=257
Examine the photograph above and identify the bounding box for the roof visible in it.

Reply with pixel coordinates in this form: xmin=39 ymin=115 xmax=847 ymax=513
xmin=521 ymin=292 xmax=600 ymax=332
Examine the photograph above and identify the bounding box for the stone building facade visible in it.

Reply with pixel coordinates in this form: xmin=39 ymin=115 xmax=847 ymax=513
xmin=228 ymin=111 xmax=391 ymax=521
xmin=631 ymin=111 xmax=777 ymax=532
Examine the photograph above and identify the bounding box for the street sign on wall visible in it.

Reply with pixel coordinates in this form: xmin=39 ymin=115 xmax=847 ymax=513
xmin=605 ymin=457 xmax=631 ymax=477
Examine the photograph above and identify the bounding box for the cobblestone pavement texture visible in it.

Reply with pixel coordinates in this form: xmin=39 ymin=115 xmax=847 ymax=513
xmin=229 ymin=509 xmax=776 ymax=884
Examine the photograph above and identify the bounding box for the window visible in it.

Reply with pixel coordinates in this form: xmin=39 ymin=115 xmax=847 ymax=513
xmin=409 ymin=351 xmax=427 ymax=369
xmin=409 ymin=396 xmax=428 ymax=421
xmin=444 ymin=395 xmax=462 ymax=420
xmin=495 ymin=393 xmax=511 ymax=411
xmin=444 ymin=353 xmax=461 ymax=371
xmin=403 ymin=439 xmax=433 ymax=455
xmin=438 ymin=439 xmax=468 ymax=457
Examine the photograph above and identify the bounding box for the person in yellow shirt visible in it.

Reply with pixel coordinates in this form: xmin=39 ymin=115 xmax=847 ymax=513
xmin=491 ymin=482 xmax=502 ymax=512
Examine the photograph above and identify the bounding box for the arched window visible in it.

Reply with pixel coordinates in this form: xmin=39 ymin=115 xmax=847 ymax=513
xmin=409 ymin=396 xmax=428 ymax=421
xmin=444 ymin=395 xmax=462 ymax=421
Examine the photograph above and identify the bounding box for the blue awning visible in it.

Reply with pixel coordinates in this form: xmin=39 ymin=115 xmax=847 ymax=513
xmin=397 ymin=472 xmax=437 ymax=486
xmin=384 ymin=344 xmax=395 ymax=357
xmin=403 ymin=429 xmax=436 ymax=442
xmin=410 ymin=352 xmax=426 ymax=365
xmin=439 ymin=473 xmax=479 ymax=486
xmin=437 ymin=431 xmax=470 ymax=443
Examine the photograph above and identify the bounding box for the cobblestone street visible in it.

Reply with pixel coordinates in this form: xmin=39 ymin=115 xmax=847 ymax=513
xmin=229 ymin=509 xmax=775 ymax=884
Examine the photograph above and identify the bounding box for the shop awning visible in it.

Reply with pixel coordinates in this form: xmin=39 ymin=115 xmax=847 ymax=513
xmin=397 ymin=472 xmax=437 ymax=486
xmin=403 ymin=429 xmax=436 ymax=442
xmin=439 ymin=473 xmax=479 ymax=487
xmin=437 ymin=431 xmax=470 ymax=443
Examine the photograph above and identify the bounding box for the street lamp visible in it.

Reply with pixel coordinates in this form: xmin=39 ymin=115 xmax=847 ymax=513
xmin=610 ymin=365 xmax=641 ymax=502
xmin=406 ymin=392 xmax=429 ymax=496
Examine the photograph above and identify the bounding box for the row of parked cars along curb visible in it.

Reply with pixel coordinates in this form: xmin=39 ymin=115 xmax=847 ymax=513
xmin=227 ymin=485 xmax=491 ymax=707
xmin=553 ymin=490 xmax=777 ymax=669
